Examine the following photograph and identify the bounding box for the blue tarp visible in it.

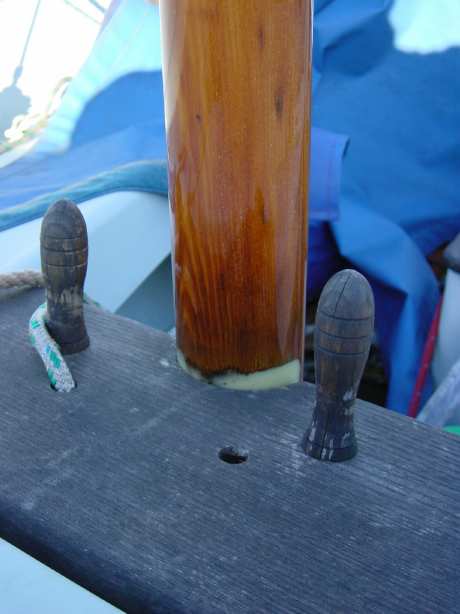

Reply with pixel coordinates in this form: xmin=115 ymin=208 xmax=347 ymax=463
xmin=2 ymin=0 xmax=460 ymax=413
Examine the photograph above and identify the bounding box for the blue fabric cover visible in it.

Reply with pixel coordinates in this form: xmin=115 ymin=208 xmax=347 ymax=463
xmin=0 ymin=160 xmax=168 ymax=232
xmin=2 ymin=0 xmax=460 ymax=413
xmin=313 ymin=0 xmax=460 ymax=410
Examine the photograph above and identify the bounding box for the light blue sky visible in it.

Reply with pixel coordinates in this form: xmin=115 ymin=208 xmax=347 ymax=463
xmin=0 ymin=0 xmax=110 ymax=115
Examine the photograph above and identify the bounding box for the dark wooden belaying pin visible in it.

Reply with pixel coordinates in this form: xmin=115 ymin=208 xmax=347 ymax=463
xmin=304 ymin=269 xmax=375 ymax=461
xmin=40 ymin=199 xmax=90 ymax=355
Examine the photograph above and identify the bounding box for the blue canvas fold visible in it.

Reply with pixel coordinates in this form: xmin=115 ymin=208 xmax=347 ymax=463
xmin=0 ymin=160 xmax=168 ymax=233
xmin=314 ymin=3 xmax=460 ymax=411
xmin=332 ymin=199 xmax=439 ymax=411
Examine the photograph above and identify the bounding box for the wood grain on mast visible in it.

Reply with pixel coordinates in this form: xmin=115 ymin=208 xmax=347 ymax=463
xmin=160 ymin=0 xmax=312 ymax=388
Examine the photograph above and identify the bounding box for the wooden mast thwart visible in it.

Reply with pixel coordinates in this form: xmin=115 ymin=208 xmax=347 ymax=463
xmin=160 ymin=0 xmax=312 ymax=389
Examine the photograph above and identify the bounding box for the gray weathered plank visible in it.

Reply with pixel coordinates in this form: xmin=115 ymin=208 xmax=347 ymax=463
xmin=0 ymin=288 xmax=459 ymax=613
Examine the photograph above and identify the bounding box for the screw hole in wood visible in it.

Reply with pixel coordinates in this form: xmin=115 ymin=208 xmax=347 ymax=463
xmin=218 ymin=446 xmax=248 ymax=464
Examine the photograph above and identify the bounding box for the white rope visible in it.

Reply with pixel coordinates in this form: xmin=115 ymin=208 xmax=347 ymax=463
xmin=1 ymin=271 xmax=100 ymax=391
xmin=29 ymin=303 xmax=76 ymax=392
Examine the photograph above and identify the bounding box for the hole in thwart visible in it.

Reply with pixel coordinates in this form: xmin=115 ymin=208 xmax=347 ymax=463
xmin=218 ymin=446 xmax=248 ymax=465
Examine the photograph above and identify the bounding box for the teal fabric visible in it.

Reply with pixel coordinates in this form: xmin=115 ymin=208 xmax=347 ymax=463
xmin=0 ymin=160 xmax=168 ymax=232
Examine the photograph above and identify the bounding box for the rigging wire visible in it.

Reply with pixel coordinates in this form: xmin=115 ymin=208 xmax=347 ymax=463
xmin=86 ymin=0 xmax=105 ymax=13
xmin=14 ymin=0 xmax=42 ymax=83
xmin=62 ymin=0 xmax=102 ymax=25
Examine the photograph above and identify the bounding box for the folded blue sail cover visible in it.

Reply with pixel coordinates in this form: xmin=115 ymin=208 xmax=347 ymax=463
xmin=2 ymin=0 xmax=460 ymax=414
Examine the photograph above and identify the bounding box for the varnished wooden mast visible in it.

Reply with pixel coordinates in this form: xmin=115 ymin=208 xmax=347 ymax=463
xmin=160 ymin=0 xmax=312 ymax=387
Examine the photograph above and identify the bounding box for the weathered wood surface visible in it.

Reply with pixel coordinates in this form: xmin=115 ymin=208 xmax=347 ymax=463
xmin=0 ymin=288 xmax=459 ymax=613
xmin=161 ymin=0 xmax=312 ymax=379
